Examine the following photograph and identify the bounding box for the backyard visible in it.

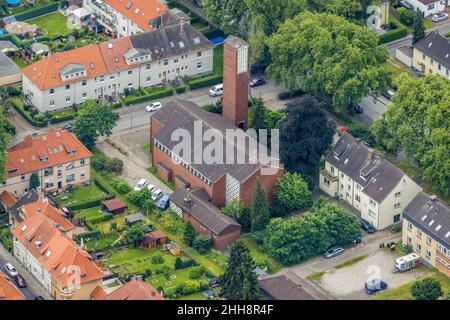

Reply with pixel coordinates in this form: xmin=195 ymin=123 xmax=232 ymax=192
xmin=53 ymin=183 xmax=106 ymax=207
xmin=27 ymin=12 xmax=71 ymax=37
xmin=146 ymin=266 xmax=210 ymax=292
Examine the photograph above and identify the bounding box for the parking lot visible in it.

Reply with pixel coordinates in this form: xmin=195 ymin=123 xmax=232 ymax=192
xmin=316 ymin=251 xmax=429 ymax=300
xmin=357 ymin=95 xmax=391 ymax=125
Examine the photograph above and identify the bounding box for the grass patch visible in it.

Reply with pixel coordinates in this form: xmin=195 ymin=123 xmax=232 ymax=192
xmin=422 ymin=19 xmax=434 ymax=30
xmin=53 ymin=183 xmax=106 ymax=207
xmin=335 ymin=255 xmax=369 ymax=269
xmin=12 ymin=57 xmax=27 ymax=68
xmin=147 ymin=166 xmax=176 ymax=191
xmin=95 ymin=216 xmax=125 ymax=234
xmin=240 ymin=234 xmax=282 ymax=274
xmin=27 ymin=12 xmax=71 ymax=37
xmin=371 ymin=268 xmax=450 ymax=300
xmin=213 ymin=45 xmax=223 ymax=75
xmin=175 ymin=292 xmax=207 ymax=300
xmin=74 ymin=206 xmax=105 ymax=221
xmin=84 ymin=233 xmax=120 ymax=252
xmin=394 ymin=160 xmax=421 ymax=179
xmin=145 ymin=266 xmax=209 ymax=292
xmin=143 ymin=144 xmax=151 ymax=153
xmin=307 ymin=271 xmax=326 ymax=282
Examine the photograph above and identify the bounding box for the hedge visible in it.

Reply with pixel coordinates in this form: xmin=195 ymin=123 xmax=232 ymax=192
xmin=66 ymin=194 xmax=114 ymax=211
xmin=188 ymin=74 xmax=223 ymax=90
xmin=379 ymin=19 xmax=408 ymax=44
xmin=278 ymin=89 xmax=306 ymax=100
xmin=87 ymin=213 xmax=113 ymax=225
xmin=0 ymin=34 xmax=24 ymax=48
xmin=48 ymin=113 xmax=75 ymax=124
xmin=202 ymin=28 xmax=225 ymax=39
xmin=175 ymin=86 xmax=187 ymax=94
xmin=75 ymin=230 xmax=101 ymax=241
xmin=10 ymin=99 xmax=48 ymax=127
xmin=14 ymin=2 xmax=59 ymax=21
xmin=93 ymin=176 xmax=116 ymax=195
xmin=123 ymin=89 xmax=174 ymax=105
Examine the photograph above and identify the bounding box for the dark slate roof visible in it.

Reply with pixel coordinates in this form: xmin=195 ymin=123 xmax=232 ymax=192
xmin=413 ymin=31 xmax=450 ymax=69
xmin=403 ymin=192 xmax=450 ymax=247
xmin=152 ymin=99 xmax=266 ymax=182
xmin=170 ymin=188 xmax=240 ymax=235
xmin=130 ymin=23 xmax=214 ymax=61
xmin=326 ymin=133 xmax=405 ymax=203
xmin=259 ymin=271 xmax=331 ymax=300
xmin=125 ymin=212 xmax=144 ymax=224
xmin=0 ymin=51 xmax=20 ymax=77
xmin=9 ymin=189 xmax=40 ymax=223
xmin=0 ymin=40 xmax=18 ymax=52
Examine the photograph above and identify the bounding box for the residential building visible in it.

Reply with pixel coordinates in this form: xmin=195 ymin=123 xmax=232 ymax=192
xmin=91 ymin=280 xmax=164 ymax=300
xmin=3 ymin=189 xmax=40 ymax=225
xmin=320 ymin=133 xmax=422 ymax=230
xmin=0 ymin=128 xmax=92 ymax=197
xmin=406 ymin=0 xmax=448 ymax=17
xmin=412 ymin=31 xmax=450 ymax=78
xmin=170 ymin=188 xmax=241 ymax=250
xmin=83 ymin=0 xmax=168 ymax=38
xmin=0 ymin=272 xmax=25 ymax=300
xmin=402 ymin=192 xmax=450 ymax=277
xmin=21 ymin=23 xmax=214 ymax=112
xmin=12 ymin=213 xmax=105 ymax=300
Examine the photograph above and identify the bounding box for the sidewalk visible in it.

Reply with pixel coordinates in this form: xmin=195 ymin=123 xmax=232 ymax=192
xmin=0 ymin=244 xmax=53 ymax=300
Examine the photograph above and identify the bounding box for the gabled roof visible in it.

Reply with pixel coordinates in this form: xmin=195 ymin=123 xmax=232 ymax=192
xmin=325 ymin=133 xmax=408 ymax=203
xmin=0 ymin=51 xmax=20 ymax=77
xmin=0 ymin=191 xmax=17 ymax=209
xmin=125 ymin=212 xmax=144 ymax=224
xmin=404 ymin=192 xmax=450 ymax=247
xmin=413 ymin=31 xmax=450 ymax=69
xmin=102 ymin=198 xmax=127 ymax=212
xmin=9 ymin=189 xmax=40 ymax=222
xmin=6 ymin=128 xmax=92 ymax=178
xmin=0 ymin=272 xmax=24 ymax=300
xmin=105 ymin=280 xmax=164 ymax=300
xmin=170 ymin=188 xmax=241 ymax=235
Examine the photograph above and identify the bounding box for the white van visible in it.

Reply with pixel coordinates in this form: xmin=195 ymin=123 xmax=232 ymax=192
xmin=208 ymin=84 xmax=223 ymax=97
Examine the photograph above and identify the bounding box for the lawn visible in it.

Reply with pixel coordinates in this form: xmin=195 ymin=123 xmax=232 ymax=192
xmin=107 ymin=248 xmax=178 ymax=276
xmin=335 ymin=255 xmax=369 ymax=269
xmin=213 ymin=46 xmax=223 ymax=75
xmin=146 ymin=266 xmax=209 ymax=292
xmin=240 ymin=234 xmax=283 ymax=274
xmin=53 ymin=183 xmax=106 ymax=207
xmin=12 ymin=57 xmax=27 ymax=68
xmin=84 ymin=233 xmax=120 ymax=252
xmin=74 ymin=206 xmax=105 ymax=221
xmin=143 ymin=144 xmax=151 ymax=153
xmin=27 ymin=12 xmax=71 ymax=37
xmin=371 ymin=269 xmax=450 ymax=300
xmin=175 ymin=292 xmax=207 ymax=300
xmin=95 ymin=215 xmax=125 ymax=234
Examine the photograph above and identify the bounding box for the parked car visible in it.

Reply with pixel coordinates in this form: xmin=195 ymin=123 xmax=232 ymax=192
xmin=353 ymin=104 xmax=364 ymax=113
xmin=399 ymin=0 xmax=414 ymax=10
xmin=360 ymin=218 xmax=376 ymax=234
xmin=134 ymin=179 xmax=148 ymax=191
xmin=381 ymin=89 xmax=396 ymax=100
xmin=63 ymin=123 xmax=73 ymax=132
xmin=157 ymin=193 xmax=170 ymax=211
xmin=432 ymin=12 xmax=449 ymax=22
xmin=249 ymin=77 xmax=266 ymax=87
xmin=4 ymin=263 xmax=18 ymax=277
xmin=324 ymin=246 xmax=344 ymax=259
xmin=147 ymin=184 xmax=156 ymax=194
xmin=364 ymin=279 xmax=388 ymax=295
xmin=208 ymin=84 xmax=223 ymax=97
xmin=145 ymin=102 xmax=162 ymax=112
xmin=152 ymin=189 xmax=163 ymax=201
xmin=14 ymin=274 xmax=27 ymax=288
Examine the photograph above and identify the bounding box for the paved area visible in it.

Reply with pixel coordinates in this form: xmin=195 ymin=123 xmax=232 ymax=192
xmin=317 ymin=251 xmax=429 ymax=300
xmin=0 ymin=244 xmax=52 ymax=300
xmin=357 ymin=95 xmax=390 ymax=125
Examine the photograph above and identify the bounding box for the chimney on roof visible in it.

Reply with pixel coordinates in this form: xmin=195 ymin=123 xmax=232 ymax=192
xmin=367 ymin=148 xmax=375 ymax=160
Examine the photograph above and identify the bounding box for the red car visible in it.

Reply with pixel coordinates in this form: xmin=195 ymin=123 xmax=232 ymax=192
xmin=14 ymin=274 xmax=27 ymax=288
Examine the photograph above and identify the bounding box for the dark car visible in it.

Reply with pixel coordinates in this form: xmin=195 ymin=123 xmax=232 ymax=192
xmin=364 ymin=279 xmax=388 ymax=295
xmin=353 ymin=104 xmax=364 ymax=113
xmin=399 ymin=0 xmax=414 ymax=10
xmin=249 ymin=77 xmax=266 ymax=87
xmin=324 ymin=246 xmax=344 ymax=259
xmin=14 ymin=274 xmax=27 ymax=288
xmin=360 ymin=218 xmax=376 ymax=234
xmin=157 ymin=193 xmax=170 ymax=211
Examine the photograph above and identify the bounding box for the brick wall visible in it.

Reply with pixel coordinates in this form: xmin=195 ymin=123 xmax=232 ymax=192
xmin=240 ymin=167 xmax=284 ymax=207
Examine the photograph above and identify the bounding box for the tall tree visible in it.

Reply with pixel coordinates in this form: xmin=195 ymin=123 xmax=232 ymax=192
xmin=221 ymin=198 xmax=251 ymax=232
xmin=273 ymin=172 xmax=311 ymax=214
xmin=0 ymin=107 xmax=11 ymax=183
xmin=411 ymin=278 xmax=443 ymax=300
xmin=73 ymin=100 xmax=119 ymax=150
xmin=125 ymin=223 xmax=146 ymax=246
xmin=249 ymin=97 xmax=267 ymax=131
xmin=373 ymin=75 xmax=450 ymax=196
xmin=412 ymin=14 xmax=425 ymax=44
xmin=29 ymin=172 xmax=40 ymax=190
xmin=250 ymin=179 xmax=271 ymax=233
xmin=267 ymin=12 xmax=391 ymax=111
xmin=183 ymin=221 xmax=197 ymax=247
xmin=202 ymin=0 xmax=250 ymax=38
xmin=279 ymin=96 xmax=336 ymax=174
xmin=220 ymin=241 xmax=260 ymax=300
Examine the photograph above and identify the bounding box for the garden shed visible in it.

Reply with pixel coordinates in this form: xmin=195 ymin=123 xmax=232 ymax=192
xmin=102 ymin=198 xmax=127 ymax=215
xmin=125 ymin=212 xmax=144 ymax=226
xmin=140 ymin=230 xmax=167 ymax=249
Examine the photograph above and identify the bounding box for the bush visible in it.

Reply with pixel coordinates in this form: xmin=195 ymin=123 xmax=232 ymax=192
xmin=15 ymin=2 xmax=59 ymax=21
xmin=88 ymin=213 xmax=113 ymax=224
xmin=397 ymin=7 xmax=420 ymax=26
xmin=92 ymin=153 xmax=123 ymax=173
xmin=347 ymin=122 xmax=376 ymax=147
xmin=75 ymin=230 xmax=101 ymax=241
xmin=10 ymin=98 xmax=48 ymax=127
xmin=151 ymin=254 xmax=165 ymax=265
xmin=175 ymin=86 xmax=187 ymax=94
xmin=145 ymin=269 xmax=153 ymax=277
xmin=278 ymin=89 xmax=306 ymax=100
xmin=188 ymin=266 xmax=205 ymax=279
xmin=123 ymin=88 xmax=174 ymax=105
xmin=188 ymin=75 xmax=223 ymax=90
xmin=6 ymin=86 xmax=21 ymax=97
xmin=379 ymin=19 xmax=408 ymax=44
xmin=192 ymin=235 xmax=212 ymax=254
xmin=110 ymin=178 xmax=131 ymax=194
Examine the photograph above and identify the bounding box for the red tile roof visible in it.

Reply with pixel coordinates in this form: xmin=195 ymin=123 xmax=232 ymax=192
xmin=0 ymin=191 xmax=17 ymax=208
xmin=98 ymin=36 xmax=137 ymax=74
xmin=6 ymin=128 xmax=92 ymax=178
xmin=102 ymin=198 xmax=127 ymax=212
xmin=103 ymin=0 xmax=167 ymax=32
xmin=146 ymin=230 xmax=166 ymax=240
xmin=91 ymin=285 xmax=107 ymax=300
xmin=0 ymin=272 xmax=25 ymax=300
xmin=11 ymin=214 xmax=104 ymax=287
xmin=104 ymin=280 xmax=164 ymax=300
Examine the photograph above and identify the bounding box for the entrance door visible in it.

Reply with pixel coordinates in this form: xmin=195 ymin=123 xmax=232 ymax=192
xmin=58 ymin=181 xmax=62 ymax=189
xmin=162 ymin=71 xmax=167 ymax=81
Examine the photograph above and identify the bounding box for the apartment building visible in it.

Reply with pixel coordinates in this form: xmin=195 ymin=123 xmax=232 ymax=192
xmin=21 ymin=23 xmax=214 ymax=112
xmin=403 ymin=192 xmax=450 ymax=277
xmin=83 ymin=0 xmax=167 ymax=38
xmin=412 ymin=31 xmax=450 ymax=78
xmin=0 ymin=128 xmax=92 ymax=198
xmin=406 ymin=0 xmax=448 ymax=17
xmin=12 ymin=213 xmax=105 ymax=299
xmin=320 ymin=133 xmax=422 ymax=230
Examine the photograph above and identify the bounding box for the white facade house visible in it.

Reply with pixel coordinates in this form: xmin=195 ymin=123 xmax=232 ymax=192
xmin=406 ymin=0 xmax=449 ymax=17
xmin=21 ymin=23 xmax=214 ymax=113
xmin=320 ymin=133 xmax=422 ymax=230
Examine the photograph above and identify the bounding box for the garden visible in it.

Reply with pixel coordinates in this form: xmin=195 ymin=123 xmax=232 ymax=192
xmin=27 ymin=11 xmax=71 ymax=37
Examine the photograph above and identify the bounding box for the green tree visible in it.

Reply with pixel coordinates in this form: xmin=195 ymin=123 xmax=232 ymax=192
xmin=174 ymin=257 xmax=183 ymax=270
xmin=220 ymin=241 xmax=261 ymax=300
xmin=29 ymin=172 xmax=40 ymax=190
xmin=250 ymin=179 xmax=271 ymax=233
xmin=267 ymin=12 xmax=391 ymax=111
xmin=249 ymin=97 xmax=267 ymax=131
xmin=221 ymin=198 xmax=251 ymax=232
xmin=411 ymin=278 xmax=443 ymax=300
xmin=73 ymin=100 xmax=119 ymax=150
xmin=183 ymin=221 xmax=197 ymax=247
xmin=125 ymin=223 xmax=146 ymax=246
xmin=202 ymin=0 xmax=250 ymax=38
xmin=373 ymin=75 xmax=450 ymax=196
xmin=0 ymin=107 xmax=11 ymax=183
xmin=192 ymin=235 xmax=212 ymax=254
xmin=273 ymin=172 xmax=311 ymax=214
xmin=412 ymin=14 xmax=425 ymax=44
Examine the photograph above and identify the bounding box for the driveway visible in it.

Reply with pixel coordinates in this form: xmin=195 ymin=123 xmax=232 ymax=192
xmin=356 ymin=95 xmax=390 ymax=125
xmin=316 ymin=251 xmax=429 ymax=300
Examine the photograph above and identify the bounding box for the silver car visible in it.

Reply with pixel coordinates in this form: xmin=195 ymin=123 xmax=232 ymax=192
xmin=4 ymin=263 xmax=19 ymax=277
xmin=432 ymin=12 xmax=449 ymax=22
xmin=324 ymin=246 xmax=344 ymax=259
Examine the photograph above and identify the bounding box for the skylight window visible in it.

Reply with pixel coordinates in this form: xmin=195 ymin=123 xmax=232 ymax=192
xmin=429 ymin=219 xmax=435 ymax=226
xmin=89 ymin=63 xmax=95 ymax=70
xmin=179 ymin=41 xmax=185 ymax=48
xmin=193 ymin=37 xmax=200 ymax=44
xmin=421 ymin=214 xmax=427 ymax=221
xmin=45 ymin=250 xmax=52 ymax=258
xmin=21 ymin=225 xmax=27 ymax=232
xmin=108 ymin=43 xmax=113 ymax=49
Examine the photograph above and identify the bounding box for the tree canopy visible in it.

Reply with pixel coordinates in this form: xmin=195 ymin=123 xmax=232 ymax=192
xmin=273 ymin=172 xmax=312 ymax=214
xmin=411 ymin=278 xmax=443 ymax=300
xmin=250 ymin=179 xmax=271 ymax=233
xmin=279 ymin=96 xmax=336 ymax=174
xmin=267 ymin=11 xmax=391 ymax=111
xmin=373 ymin=75 xmax=450 ymax=196
xmin=0 ymin=107 xmax=11 ymax=183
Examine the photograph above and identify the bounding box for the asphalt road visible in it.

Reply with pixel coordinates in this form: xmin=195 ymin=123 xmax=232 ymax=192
xmin=0 ymin=253 xmax=38 ymax=300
